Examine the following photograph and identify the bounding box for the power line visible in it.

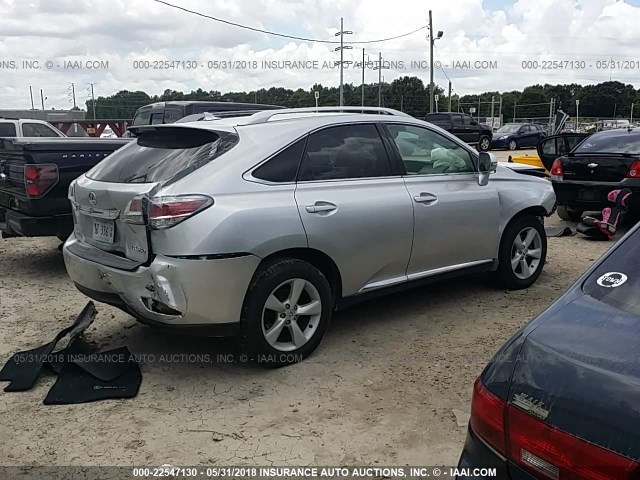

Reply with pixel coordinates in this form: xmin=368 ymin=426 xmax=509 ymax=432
xmin=153 ymin=0 xmax=427 ymax=44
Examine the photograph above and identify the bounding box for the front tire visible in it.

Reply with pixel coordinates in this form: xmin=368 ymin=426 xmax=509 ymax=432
xmin=478 ymin=135 xmax=491 ymax=152
xmin=557 ymin=205 xmax=583 ymax=222
xmin=494 ymin=215 xmax=547 ymax=290
xmin=237 ymin=258 xmax=333 ymax=367
xmin=508 ymin=139 xmax=518 ymax=151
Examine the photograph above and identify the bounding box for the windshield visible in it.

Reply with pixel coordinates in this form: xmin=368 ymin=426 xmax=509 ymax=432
xmin=497 ymin=124 xmax=521 ymax=133
xmin=574 ymin=130 xmax=640 ymax=154
xmin=583 ymin=227 xmax=640 ymax=315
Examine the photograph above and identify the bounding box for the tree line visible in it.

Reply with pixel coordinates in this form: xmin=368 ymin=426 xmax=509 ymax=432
xmin=86 ymin=78 xmax=640 ymax=121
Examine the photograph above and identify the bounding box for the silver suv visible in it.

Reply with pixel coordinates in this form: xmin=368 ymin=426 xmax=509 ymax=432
xmin=63 ymin=107 xmax=556 ymax=365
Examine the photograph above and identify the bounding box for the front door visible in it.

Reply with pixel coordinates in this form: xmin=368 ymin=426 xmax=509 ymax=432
xmin=384 ymin=123 xmax=500 ymax=278
xmin=294 ymin=123 xmax=414 ymax=296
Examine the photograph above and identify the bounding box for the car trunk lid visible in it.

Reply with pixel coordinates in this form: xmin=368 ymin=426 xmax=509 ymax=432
xmin=70 ymin=126 xmax=239 ymax=265
xmin=562 ymin=153 xmax=636 ymax=183
xmin=509 ymin=295 xmax=640 ymax=464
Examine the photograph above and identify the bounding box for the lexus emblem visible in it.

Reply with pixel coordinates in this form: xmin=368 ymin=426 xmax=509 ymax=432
xmin=88 ymin=192 xmax=97 ymax=205
xmin=588 ymin=163 xmax=599 ymax=169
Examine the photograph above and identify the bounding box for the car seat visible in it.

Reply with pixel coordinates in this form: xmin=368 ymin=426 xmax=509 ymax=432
xmin=577 ymin=189 xmax=632 ymax=240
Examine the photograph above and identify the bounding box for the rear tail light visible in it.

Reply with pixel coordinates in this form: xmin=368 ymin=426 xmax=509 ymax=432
xmin=508 ymin=405 xmax=639 ymax=480
xmin=147 ymin=195 xmax=213 ymax=230
xmin=470 ymin=378 xmax=507 ymax=455
xmin=550 ymin=159 xmax=564 ymax=181
xmin=123 ymin=196 xmax=145 ymax=225
xmin=24 ymin=164 xmax=59 ymax=198
xmin=626 ymin=160 xmax=640 ymax=178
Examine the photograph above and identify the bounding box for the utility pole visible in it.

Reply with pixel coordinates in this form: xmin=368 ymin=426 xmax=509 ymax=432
xmin=448 ymin=80 xmax=452 ymax=112
xmin=361 ymin=48 xmax=366 ymax=107
xmin=374 ymin=52 xmax=387 ymax=107
xmin=631 ymin=103 xmax=634 ymax=124
xmin=334 ymin=18 xmax=352 ymax=106
xmin=68 ymin=82 xmax=77 ymax=109
xmin=429 ymin=10 xmax=434 ymax=113
xmin=490 ymin=95 xmax=495 ymax=129
xmin=576 ymin=99 xmax=580 ymax=131
xmin=513 ymin=101 xmax=517 ymax=122
xmin=88 ymin=83 xmax=96 ymax=119
xmin=613 ymin=103 xmax=617 ymax=118
xmin=499 ymin=95 xmax=503 ymax=128
xmin=29 ymin=86 xmax=35 ymax=109
xmin=40 ymin=89 xmax=45 ymax=110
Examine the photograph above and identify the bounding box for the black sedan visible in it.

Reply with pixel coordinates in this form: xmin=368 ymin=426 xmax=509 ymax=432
xmin=458 ymin=221 xmax=640 ymax=479
xmin=491 ymin=123 xmax=546 ymax=150
xmin=542 ymin=128 xmax=640 ymax=221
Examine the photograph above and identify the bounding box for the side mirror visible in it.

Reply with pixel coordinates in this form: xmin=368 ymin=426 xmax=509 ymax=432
xmin=478 ymin=152 xmax=498 ymax=186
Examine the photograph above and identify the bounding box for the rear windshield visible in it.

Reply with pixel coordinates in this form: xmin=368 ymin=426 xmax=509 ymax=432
xmin=132 ymin=110 xmax=151 ymax=126
xmin=574 ymin=130 xmax=640 ymax=154
xmin=86 ymin=127 xmax=238 ymax=184
xmin=583 ymin=227 xmax=640 ymax=315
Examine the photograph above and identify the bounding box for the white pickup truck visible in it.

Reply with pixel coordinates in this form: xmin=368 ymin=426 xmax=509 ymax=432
xmin=0 ymin=118 xmax=66 ymax=138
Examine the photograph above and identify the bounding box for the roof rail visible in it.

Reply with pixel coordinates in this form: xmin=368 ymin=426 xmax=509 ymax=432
xmin=239 ymin=106 xmax=411 ymax=125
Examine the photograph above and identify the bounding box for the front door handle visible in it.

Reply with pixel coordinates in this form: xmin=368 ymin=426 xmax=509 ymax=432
xmin=413 ymin=193 xmax=438 ymax=205
xmin=306 ymin=202 xmax=337 ymax=213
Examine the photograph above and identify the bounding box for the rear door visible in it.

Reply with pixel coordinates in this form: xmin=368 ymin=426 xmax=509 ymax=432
xmin=451 ymin=114 xmax=470 ymax=142
xmin=462 ymin=114 xmax=480 ymax=143
xmin=384 ymin=122 xmax=499 ymax=276
xmin=73 ymin=127 xmax=238 ymax=265
xmin=294 ymin=123 xmax=414 ymax=295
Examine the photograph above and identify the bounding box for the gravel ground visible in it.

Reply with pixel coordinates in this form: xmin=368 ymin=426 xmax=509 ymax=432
xmin=0 ymin=158 xmax=619 ymax=467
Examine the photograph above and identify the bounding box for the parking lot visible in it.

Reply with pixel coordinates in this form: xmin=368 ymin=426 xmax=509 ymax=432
xmin=0 ymin=194 xmax=614 ymax=467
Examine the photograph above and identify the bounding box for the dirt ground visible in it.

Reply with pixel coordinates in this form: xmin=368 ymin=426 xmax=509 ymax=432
xmin=0 ymin=155 xmax=617 ymax=468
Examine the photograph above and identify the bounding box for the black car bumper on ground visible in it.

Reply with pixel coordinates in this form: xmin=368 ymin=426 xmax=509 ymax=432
xmin=0 ymin=207 xmax=73 ymax=238
xmin=458 ymin=426 xmax=538 ymax=480
xmin=552 ymin=179 xmax=640 ymax=212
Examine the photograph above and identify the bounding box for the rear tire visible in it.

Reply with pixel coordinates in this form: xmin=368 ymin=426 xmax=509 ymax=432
xmin=557 ymin=205 xmax=583 ymax=222
xmin=494 ymin=215 xmax=547 ymax=290
xmin=237 ymin=258 xmax=333 ymax=367
xmin=478 ymin=135 xmax=491 ymax=152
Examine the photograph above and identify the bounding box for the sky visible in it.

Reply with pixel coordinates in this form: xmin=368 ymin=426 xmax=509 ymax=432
xmin=1 ymin=0 xmax=640 ymax=110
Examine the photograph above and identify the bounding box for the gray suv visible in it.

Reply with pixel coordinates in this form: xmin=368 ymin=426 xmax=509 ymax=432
xmin=63 ymin=107 xmax=556 ymax=365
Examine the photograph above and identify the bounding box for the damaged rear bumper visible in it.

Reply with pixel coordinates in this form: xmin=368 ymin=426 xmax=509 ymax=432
xmin=63 ymin=235 xmax=260 ymax=328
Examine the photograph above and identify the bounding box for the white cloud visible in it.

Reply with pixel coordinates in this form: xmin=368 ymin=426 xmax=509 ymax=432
xmin=0 ymin=0 xmax=639 ymax=110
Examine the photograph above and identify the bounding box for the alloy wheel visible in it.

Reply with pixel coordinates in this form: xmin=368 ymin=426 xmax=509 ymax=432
xmin=480 ymin=137 xmax=490 ymax=151
xmin=511 ymin=227 xmax=543 ymax=280
xmin=261 ymin=278 xmax=322 ymax=352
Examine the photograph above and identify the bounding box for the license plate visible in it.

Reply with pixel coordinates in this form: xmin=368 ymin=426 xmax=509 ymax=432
xmin=92 ymin=219 xmax=115 ymax=244
xmin=578 ymin=189 xmax=599 ymax=201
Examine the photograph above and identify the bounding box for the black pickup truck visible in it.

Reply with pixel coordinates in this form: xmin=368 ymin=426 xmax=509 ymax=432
xmin=0 ymin=137 xmax=130 ymax=239
xmin=424 ymin=112 xmax=493 ymax=151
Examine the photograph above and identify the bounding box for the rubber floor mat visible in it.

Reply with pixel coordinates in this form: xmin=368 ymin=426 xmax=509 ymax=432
xmin=0 ymin=302 xmax=96 ymax=391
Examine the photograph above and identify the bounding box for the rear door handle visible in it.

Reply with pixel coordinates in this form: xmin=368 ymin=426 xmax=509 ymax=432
xmin=413 ymin=193 xmax=438 ymax=205
xmin=306 ymin=202 xmax=337 ymax=213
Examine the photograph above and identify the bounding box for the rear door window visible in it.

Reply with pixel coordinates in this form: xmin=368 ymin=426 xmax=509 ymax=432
xmin=22 ymin=123 xmax=60 ymax=137
xmin=0 ymin=123 xmax=17 ymax=137
xmin=87 ymin=127 xmax=238 ymax=184
xmin=298 ymin=124 xmax=392 ymax=181
xmin=452 ymin=114 xmax=464 ymax=127
xmin=583 ymin=228 xmax=640 ymax=315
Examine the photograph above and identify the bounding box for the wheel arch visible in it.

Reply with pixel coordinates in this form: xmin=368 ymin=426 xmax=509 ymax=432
xmin=257 ymin=248 xmax=343 ymax=308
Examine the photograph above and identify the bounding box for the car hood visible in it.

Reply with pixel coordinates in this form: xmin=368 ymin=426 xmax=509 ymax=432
xmin=509 ymin=292 xmax=640 ymax=462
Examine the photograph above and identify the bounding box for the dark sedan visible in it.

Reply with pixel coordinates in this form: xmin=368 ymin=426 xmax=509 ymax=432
xmin=546 ymin=128 xmax=640 ymax=221
xmin=492 ymin=123 xmax=546 ymax=150
xmin=458 ymin=221 xmax=640 ymax=479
